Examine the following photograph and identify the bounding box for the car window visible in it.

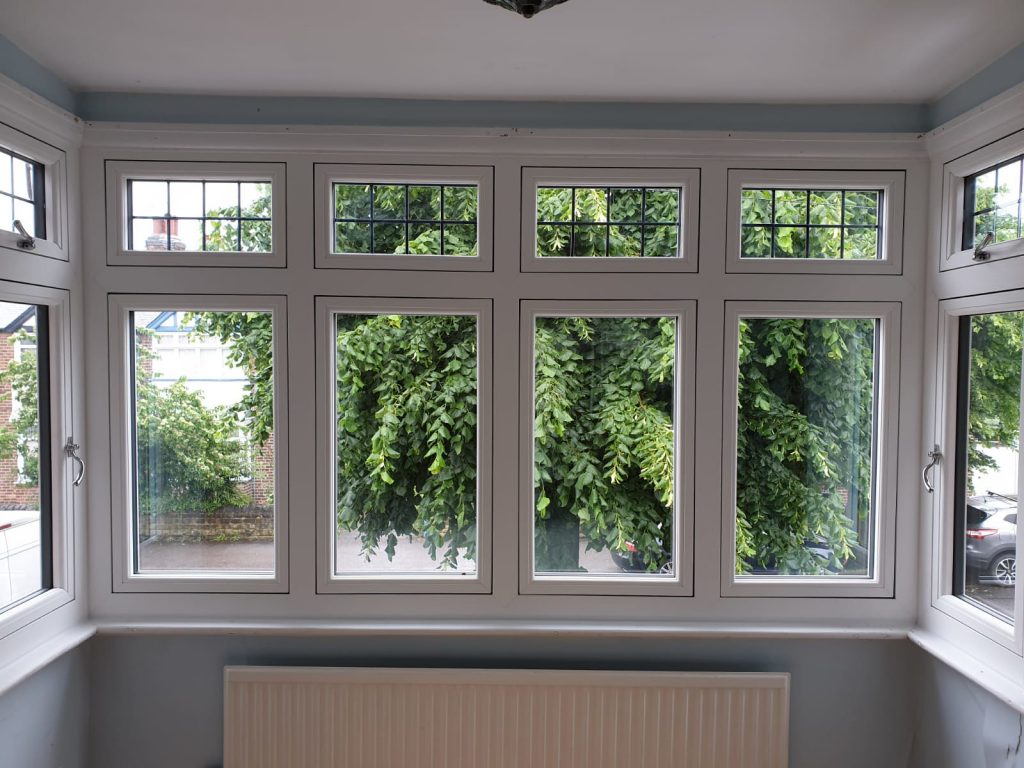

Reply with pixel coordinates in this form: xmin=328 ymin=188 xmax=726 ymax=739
xmin=966 ymin=505 xmax=988 ymax=526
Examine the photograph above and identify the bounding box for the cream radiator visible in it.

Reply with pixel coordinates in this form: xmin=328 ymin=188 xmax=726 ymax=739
xmin=224 ymin=666 xmax=790 ymax=768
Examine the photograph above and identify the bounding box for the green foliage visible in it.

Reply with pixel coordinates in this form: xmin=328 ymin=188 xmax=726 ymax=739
xmin=0 ymin=330 xmax=40 ymax=485
xmin=205 ymin=183 xmax=272 ymax=252
xmin=134 ymin=329 xmax=250 ymax=515
xmin=536 ymin=186 xmax=679 ymax=258
xmin=971 ymin=165 xmax=1023 ymax=246
xmin=740 ymin=189 xmax=880 ymax=260
xmin=736 ymin=318 xmax=875 ymax=575
xmin=333 ymin=184 xmax=478 ymax=256
xmin=965 ymin=312 xmax=1023 ymax=489
xmin=534 ymin=316 xmax=675 ymax=571
xmin=334 ymin=314 xmax=478 ymax=568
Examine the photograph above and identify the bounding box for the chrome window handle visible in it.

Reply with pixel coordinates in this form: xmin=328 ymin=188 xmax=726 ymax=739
xmin=922 ymin=445 xmax=941 ymax=494
xmin=12 ymin=220 xmax=36 ymax=251
xmin=64 ymin=437 xmax=85 ymax=487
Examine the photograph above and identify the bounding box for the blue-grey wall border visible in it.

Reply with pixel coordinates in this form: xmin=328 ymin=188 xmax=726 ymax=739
xmin=930 ymin=42 xmax=1024 ymax=128
xmin=0 ymin=36 xmax=77 ymax=114
xmin=75 ymin=93 xmax=930 ymax=133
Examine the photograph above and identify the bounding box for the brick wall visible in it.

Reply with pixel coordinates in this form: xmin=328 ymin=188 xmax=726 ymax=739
xmin=0 ymin=332 xmax=40 ymax=510
xmin=141 ymin=506 xmax=274 ymax=542
xmin=238 ymin=431 xmax=274 ymax=506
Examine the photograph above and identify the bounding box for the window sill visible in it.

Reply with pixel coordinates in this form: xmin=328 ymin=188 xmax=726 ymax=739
xmin=910 ymin=629 xmax=1024 ymax=716
xmin=0 ymin=622 xmax=95 ymax=697
xmin=92 ymin=618 xmax=910 ymax=640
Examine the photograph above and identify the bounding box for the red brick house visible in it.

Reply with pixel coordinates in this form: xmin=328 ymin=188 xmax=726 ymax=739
xmin=0 ymin=304 xmax=38 ymax=512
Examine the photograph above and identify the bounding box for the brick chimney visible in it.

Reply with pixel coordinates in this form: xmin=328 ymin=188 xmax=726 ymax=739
xmin=146 ymin=219 xmax=186 ymax=251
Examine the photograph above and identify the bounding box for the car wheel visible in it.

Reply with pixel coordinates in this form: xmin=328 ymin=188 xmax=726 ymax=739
xmin=988 ymin=553 xmax=1017 ymax=587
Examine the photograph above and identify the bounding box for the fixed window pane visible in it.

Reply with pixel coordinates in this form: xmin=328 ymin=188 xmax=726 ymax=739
xmin=331 ymin=182 xmax=479 ymax=256
xmin=0 ymin=301 xmax=50 ymax=611
xmin=127 ymin=179 xmax=272 ymax=252
xmin=536 ymin=187 xmax=682 ymax=258
xmin=740 ymin=188 xmax=884 ymax=260
xmin=735 ymin=317 xmax=878 ymax=578
xmin=1 ymin=147 xmax=45 ymax=239
xmin=131 ymin=310 xmax=275 ymax=574
xmin=954 ymin=312 xmax=1022 ymax=624
xmin=965 ymin=156 xmax=1024 ymax=249
xmin=533 ymin=315 xmax=676 ymax=576
xmin=333 ymin=313 xmax=478 ymax=575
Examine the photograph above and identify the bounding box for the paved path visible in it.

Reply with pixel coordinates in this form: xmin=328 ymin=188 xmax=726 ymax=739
xmin=138 ymin=532 xmax=622 ymax=574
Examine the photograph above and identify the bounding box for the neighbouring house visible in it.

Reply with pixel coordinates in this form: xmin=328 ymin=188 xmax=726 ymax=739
xmin=135 ymin=309 xmax=274 ymax=542
xmin=0 ymin=303 xmax=37 ymax=511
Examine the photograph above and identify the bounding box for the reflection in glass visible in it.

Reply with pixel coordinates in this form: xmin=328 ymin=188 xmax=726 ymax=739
xmin=956 ymin=312 xmax=1022 ymax=623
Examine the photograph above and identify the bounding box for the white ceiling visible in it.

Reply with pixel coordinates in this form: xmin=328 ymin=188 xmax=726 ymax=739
xmin=4 ymin=0 xmax=1024 ymax=103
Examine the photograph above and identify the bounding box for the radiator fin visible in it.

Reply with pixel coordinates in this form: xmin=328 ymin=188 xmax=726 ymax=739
xmin=224 ymin=667 xmax=789 ymax=768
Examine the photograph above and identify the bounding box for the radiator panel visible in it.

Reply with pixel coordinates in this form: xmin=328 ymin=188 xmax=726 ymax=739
xmin=224 ymin=667 xmax=789 ymax=768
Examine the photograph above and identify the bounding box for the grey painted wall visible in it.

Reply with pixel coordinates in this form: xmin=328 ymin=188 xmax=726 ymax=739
xmin=0 ymin=644 xmax=89 ymax=768
xmin=88 ymin=634 xmax=916 ymax=768
xmin=911 ymin=652 xmax=1024 ymax=768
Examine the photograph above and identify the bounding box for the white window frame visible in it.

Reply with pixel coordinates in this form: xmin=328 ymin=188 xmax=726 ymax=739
xmin=721 ymin=301 xmax=901 ymax=598
xmin=0 ymin=122 xmax=69 ymax=262
xmin=0 ymin=281 xmax=75 ymax=640
xmin=929 ymin=291 xmax=1024 ymax=653
xmin=939 ymin=129 xmax=1024 ymax=272
xmin=520 ymin=167 xmax=699 ymax=273
xmin=518 ymin=300 xmax=696 ymax=597
xmin=107 ymin=293 xmax=289 ymax=593
xmin=314 ymin=164 xmax=494 ymax=272
xmin=104 ymin=161 xmax=287 ymax=268
xmin=315 ymin=296 xmax=493 ymax=594
xmin=725 ymin=169 xmax=905 ymax=275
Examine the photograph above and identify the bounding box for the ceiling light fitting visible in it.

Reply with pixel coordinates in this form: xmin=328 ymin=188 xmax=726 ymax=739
xmin=483 ymin=0 xmax=570 ymax=18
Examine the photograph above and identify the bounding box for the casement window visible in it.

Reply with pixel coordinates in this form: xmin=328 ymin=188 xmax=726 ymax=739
xmin=520 ymin=168 xmax=699 ymax=272
xmin=726 ymin=170 xmax=905 ymax=274
xmin=932 ymin=293 xmax=1024 ymax=649
xmin=108 ymin=295 xmax=288 ymax=592
xmin=0 ymin=280 xmax=73 ymax=638
xmin=722 ymin=302 xmax=900 ymax=597
xmin=519 ymin=301 xmax=696 ymax=597
xmin=0 ymin=299 xmax=50 ymax=614
xmin=105 ymin=161 xmax=287 ymax=267
xmin=316 ymin=297 xmax=492 ymax=594
xmin=314 ymin=165 xmax=494 ymax=271
xmin=0 ymin=124 xmax=68 ymax=261
xmin=951 ymin=310 xmax=1022 ymax=626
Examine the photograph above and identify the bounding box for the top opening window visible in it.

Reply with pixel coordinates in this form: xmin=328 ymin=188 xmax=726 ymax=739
xmin=0 ymin=147 xmax=45 ymax=241
xmin=726 ymin=170 xmax=904 ymax=275
xmin=315 ymin=164 xmax=494 ymax=271
xmin=963 ymin=154 xmax=1023 ymax=251
xmin=521 ymin=168 xmax=699 ymax=273
xmin=106 ymin=161 xmax=286 ymax=268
